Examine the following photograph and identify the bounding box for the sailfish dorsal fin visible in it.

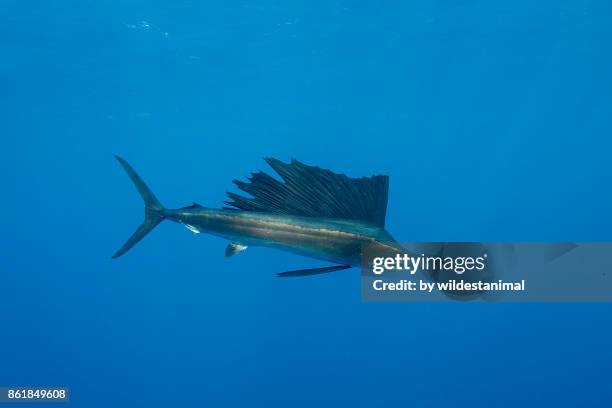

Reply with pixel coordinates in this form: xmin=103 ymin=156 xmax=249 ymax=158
xmin=225 ymin=158 xmax=389 ymax=227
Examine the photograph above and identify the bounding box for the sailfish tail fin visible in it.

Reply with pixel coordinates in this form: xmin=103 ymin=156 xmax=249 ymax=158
xmin=112 ymin=155 xmax=165 ymax=259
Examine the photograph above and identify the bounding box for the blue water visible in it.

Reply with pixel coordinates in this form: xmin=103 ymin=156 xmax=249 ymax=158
xmin=3 ymin=1 xmax=612 ymax=406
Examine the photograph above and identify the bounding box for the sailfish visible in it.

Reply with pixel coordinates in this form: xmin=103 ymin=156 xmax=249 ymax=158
xmin=112 ymin=156 xmax=399 ymax=276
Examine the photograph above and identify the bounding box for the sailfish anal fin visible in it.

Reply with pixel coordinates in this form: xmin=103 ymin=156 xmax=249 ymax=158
xmin=225 ymin=243 xmax=248 ymax=257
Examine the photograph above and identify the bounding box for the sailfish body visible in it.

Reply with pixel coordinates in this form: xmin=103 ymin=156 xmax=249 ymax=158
xmin=112 ymin=156 xmax=397 ymax=276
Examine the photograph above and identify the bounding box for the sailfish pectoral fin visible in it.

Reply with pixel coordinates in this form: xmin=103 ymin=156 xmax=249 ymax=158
xmin=277 ymin=264 xmax=351 ymax=278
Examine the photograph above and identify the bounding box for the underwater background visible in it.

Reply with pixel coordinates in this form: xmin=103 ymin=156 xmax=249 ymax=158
xmin=3 ymin=1 xmax=612 ymax=406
